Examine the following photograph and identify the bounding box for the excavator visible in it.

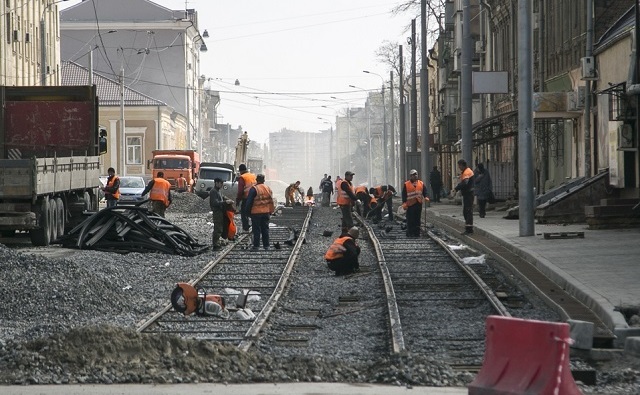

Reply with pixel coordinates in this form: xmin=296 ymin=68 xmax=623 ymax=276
xmin=233 ymin=131 xmax=250 ymax=175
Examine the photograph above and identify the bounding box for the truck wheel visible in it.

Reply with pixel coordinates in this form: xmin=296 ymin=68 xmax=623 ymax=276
xmin=30 ymin=197 xmax=51 ymax=246
xmin=49 ymin=199 xmax=58 ymax=242
xmin=55 ymin=198 xmax=65 ymax=239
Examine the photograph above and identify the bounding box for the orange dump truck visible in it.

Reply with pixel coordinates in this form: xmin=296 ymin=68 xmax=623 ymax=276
xmin=150 ymin=150 xmax=200 ymax=192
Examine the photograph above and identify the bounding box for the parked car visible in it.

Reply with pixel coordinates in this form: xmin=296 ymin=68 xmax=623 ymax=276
xmin=117 ymin=176 xmax=148 ymax=204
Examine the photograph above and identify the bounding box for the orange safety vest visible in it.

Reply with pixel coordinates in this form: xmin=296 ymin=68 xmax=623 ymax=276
xmin=336 ymin=179 xmax=354 ymax=206
xmin=369 ymin=197 xmax=378 ymax=208
xmin=324 ymin=236 xmax=352 ymax=260
xmin=239 ymin=172 xmax=257 ymax=199
xmin=225 ymin=207 xmax=237 ymax=240
xmin=176 ymin=177 xmax=187 ymax=190
xmin=404 ymin=180 xmax=425 ymax=207
xmin=150 ymin=178 xmax=171 ymax=207
xmin=373 ymin=186 xmax=383 ymax=198
xmin=106 ymin=176 xmax=120 ymax=200
xmin=460 ymin=167 xmax=474 ymax=182
xmin=354 ymin=185 xmax=368 ymax=195
xmin=250 ymin=184 xmax=275 ymax=214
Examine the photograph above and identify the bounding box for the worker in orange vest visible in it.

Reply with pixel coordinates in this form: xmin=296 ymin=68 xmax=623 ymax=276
xmin=452 ymin=159 xmax=475 ymax=235
xmin=176 ymin=173 xmax=188 ymax=192
xmin=369 ymin=184 xmax=397 ymax=221
xmin=324 ymin=227 xmax=361 ymax=276
xmin=236 ymin=164 xmax=257 ymax=232
xmin=102 ymin=167 xmax=120 ymax=208
xmin=245 ymin=174 xmax=275 ymax=250
xmin=401 ymin=169 xmax=428 ymax=237
xmin=142 ymin=171 xmax=172 ymax=217
xmin=354 ymin=185 xmax=371 ymax=217
xmin=336 ymin=171 xmax=358 ymax=233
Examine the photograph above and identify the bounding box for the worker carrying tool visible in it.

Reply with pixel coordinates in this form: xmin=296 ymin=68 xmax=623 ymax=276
xmin=354 ymin=185 xmax=371 ymax=217
xmin=368 ymin=184 xmax=397 ymax=222
xmin=170 ymin=283 xmax=255 ymax=320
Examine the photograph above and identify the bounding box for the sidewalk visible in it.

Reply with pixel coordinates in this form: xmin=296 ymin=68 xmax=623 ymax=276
xmin=425 ymin=200 xmax=640 ymax=338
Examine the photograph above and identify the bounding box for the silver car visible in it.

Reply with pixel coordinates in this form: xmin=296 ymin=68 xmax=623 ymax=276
xmin=117 ymin=176 xmax=148 ymax=204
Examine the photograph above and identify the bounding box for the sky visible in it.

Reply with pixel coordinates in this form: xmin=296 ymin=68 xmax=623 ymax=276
xmin=59 ymin=0 xmax=417 ymax=144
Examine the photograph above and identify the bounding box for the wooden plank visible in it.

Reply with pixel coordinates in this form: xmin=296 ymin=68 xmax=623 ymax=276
xmin=543 ymin=232 xmax=585 ymax=240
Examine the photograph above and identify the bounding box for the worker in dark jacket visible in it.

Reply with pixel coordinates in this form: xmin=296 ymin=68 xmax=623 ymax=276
xmin=320 ymin=176 xmax=333 ymax=207
xmin=236 ymin=164 xmax=257 ymax=232
xmin=324 ymin=227 xmax=361 ymax=276
xmin=142 ymin=171 xmax=172 ymax=217
xmin=209 ymin=178 xmax=234 ymax=249
xmin=102 ymin=167 xmax=120 ymax=208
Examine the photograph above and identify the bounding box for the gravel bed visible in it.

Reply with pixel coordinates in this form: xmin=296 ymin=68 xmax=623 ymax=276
xmin=0 ymin=193 xmax=638 ymax=393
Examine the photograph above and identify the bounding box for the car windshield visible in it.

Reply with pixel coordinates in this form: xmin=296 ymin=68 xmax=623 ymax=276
xmin=200 ymin=169 xmax=232 ymax=181
xmin=119 ymin=177 xmax=145 ymax=188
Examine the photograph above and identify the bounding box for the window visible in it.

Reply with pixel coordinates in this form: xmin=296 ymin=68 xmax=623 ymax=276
xmin=126 ymin=136 xmax=142 ymax=164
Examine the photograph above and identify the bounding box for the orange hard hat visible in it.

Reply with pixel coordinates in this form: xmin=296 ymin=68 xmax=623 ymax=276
xmin=170 ymin=282 xmax=198 ymax=315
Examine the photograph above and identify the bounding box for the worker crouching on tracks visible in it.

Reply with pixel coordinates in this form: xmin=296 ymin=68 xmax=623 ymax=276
xmin=324 ymin=226 xmax=361 ymax=276
xmin=354 ymin=185 xmax=371 ymax=217
xmin=245 ymin=174 xmax=275 ymax=250
xmin=171 ymin=282 xmax=229 ymax=318
xmin=285 ymin=181 xmax=301 ymax=207
xmin=142 ymin=171 xmax=172 ymax=218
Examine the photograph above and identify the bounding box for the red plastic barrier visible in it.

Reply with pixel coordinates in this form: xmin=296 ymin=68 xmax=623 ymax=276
xmin=468 ymin=315 xmax=583 ymax=395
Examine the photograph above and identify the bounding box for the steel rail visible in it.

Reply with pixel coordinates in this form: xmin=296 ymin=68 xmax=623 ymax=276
xmin=427 ymin=230 xmax=511 ymax=317
xmin=356 ymin=214 xmax=406 ymax=355
xmin=135 ymin=233 xmax=250 ymax=333
xmin=237 ymin=207 xmax=314 ymax=351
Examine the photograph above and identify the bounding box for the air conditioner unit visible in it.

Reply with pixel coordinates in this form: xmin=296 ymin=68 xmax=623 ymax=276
xmin=475 ymin=40 xmax=485 ymax=54
xmin=618 ymin=124 xmax=634 ymax=149
xmin=12 ymin=30 xmax=20 ymax=42
xmin=581 ymin=56 xmax=596 ymax=79
xmin=566 ymin=87 xmax=586 ymax=111
xmin=453 ymin=49 xmax=461 ymax=72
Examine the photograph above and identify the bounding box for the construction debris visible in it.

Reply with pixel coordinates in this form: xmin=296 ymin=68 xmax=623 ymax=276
xmin=56 ymin=205 xmax=208 ymax=256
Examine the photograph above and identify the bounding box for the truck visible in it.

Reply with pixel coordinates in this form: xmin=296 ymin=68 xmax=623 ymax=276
xmin=194 ymin=162 xmax=236 ymax=200
xmin=0 ymin=85 xmax=107 ymax=246
xmin=149 ymin=150 xmax=200 ymax=192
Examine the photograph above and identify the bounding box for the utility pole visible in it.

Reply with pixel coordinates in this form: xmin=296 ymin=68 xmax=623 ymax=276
xmin=518 ymin=0 xmax=534 ymax=236
xmin=120 ymin=67 xmax=126 ymax=176
xmin=584 ymin=0 xmax=594 ymax=177
xmin=461 ymin=0 xmax=473 ymax=163
xmin=389 ymin=70 xmax=396 ymax=187
xmin=420 ymin=0 xmax=430 ymax=190
xmin=382 ymin=83 xmax=388 ymax=185
xmin=399 ymin=45 xmax=407 ymax=181
xmin=411 ymin=19 xmax=418 ymax=153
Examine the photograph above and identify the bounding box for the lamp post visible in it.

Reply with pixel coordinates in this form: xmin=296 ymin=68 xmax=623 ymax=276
xmin=318 ymin=117 xmax=334 ymax=178
xmin=362 ymin=71 xmax=388 ymax=185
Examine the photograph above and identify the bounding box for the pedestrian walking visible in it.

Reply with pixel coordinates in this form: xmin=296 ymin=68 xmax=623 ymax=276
xmin=141 ymin=171 xmax=172 ymax=217
xmin=429 ymin=166 xmax=443 ymax=203
xmin=209 ymin=178 xmax=234 ymax=249
xmin=368 ymin=184 xmax=396 ymax=221
xmin=320 ymin=176 xmax=333 ymax=207
xmin=244 ymin=174 xmax=275 ymax=250
xmin=401 ymin=169 xmax=428 ymax=237
xmin=474 ymin=163 xmax=493 ymax=218
xmin=102 ymin=167 xmax=120 ymax=208
xmin=452 ymin=159 xmax=475 ymax=234
xmin=324 ymin=226 xmax=361 ymax=276
xmin=336 ymin=171 xmax=358 ymax=233
xmin=236 ymin=164 xmax=256 ymax=232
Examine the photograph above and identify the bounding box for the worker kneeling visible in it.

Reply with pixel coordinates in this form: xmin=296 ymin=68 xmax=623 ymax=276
xmin=324 ymin=227 xmax=361 ymax=276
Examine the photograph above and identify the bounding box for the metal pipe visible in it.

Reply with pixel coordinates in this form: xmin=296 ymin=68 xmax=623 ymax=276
xmin=461 ymin=0 xmax=473 ymax=163
xmin=420 ymin=0 xmax=430 ymax=192
xmin=584 ymin=0 xmax=593 ymax=177
xmin=399 ymin=45 xmax=407 ymax=182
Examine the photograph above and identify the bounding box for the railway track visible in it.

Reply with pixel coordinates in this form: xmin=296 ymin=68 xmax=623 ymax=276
xmin=136 ymin=206 xmax=312 ymax=351
xmin=360 ymin=216 xmax=512 ymax=367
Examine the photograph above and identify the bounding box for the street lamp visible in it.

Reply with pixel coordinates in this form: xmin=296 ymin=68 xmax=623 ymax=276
xmin=40 ymin=0 xmax=69 ymax=86
xmin=318 ymin=117 xmax=334 ymax=177
xmin=362 ymin=70 xmax=388 ymax=185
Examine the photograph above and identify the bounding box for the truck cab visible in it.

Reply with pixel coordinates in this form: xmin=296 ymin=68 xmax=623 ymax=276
xmin=150 ymin=150 xmax=200 ymax=192
xmin=195 ymin=162 xmax=236 ymax=200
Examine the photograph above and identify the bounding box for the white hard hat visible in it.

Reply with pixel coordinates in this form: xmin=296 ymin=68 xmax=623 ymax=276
xmin=348 ymin=227 xmax=359 ymax=239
